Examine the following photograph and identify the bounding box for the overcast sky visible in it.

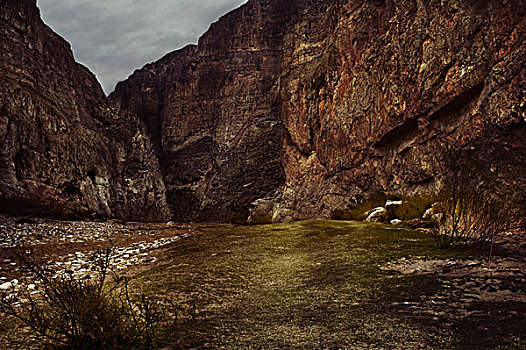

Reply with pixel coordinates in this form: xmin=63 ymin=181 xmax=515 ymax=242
xmin=37 ymin=0 xmax=247 ymax=94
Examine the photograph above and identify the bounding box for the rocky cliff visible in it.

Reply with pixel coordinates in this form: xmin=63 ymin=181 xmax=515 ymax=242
xmin=275 ymin=0 xmax=526 ymax=221
xmin=110 ymin=1 xmax=299 ymax=221
xmin=0 ymin=0 xmax=170 ymax=221
xmin=112 ymin=0 xmax=525 ymax=222
xmin=2 ymin=0 xmax=524 ymax=223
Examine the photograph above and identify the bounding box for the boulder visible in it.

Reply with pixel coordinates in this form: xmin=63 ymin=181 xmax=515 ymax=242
xmin=366 ymin=207 xmax=388 ymax=222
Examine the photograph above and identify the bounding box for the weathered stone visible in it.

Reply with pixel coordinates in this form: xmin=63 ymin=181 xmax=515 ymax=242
xmin=366 ymin=207 xmax=388 ymax=222
xmin=0 ymin=0 xmax=170 ymax=221
xmin=423 ymin=207 xmax=436 ymax=220
xmin=2 ymin=0 xmax=525 ymax=223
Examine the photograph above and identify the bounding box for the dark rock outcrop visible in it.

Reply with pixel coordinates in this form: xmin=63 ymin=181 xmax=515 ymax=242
xmin=112 ymin=0 xmax=525 ymax=222
xmin=0 ymin=0 xmax=169 ymax=221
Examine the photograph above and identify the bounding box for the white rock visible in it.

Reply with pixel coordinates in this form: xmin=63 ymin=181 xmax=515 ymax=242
xmin=422 ymin=207 xmax=434 ymax=220
xmin=390 ymin=219 xmax=403 ymax=225
xmin=0 ymin=282 xmax=13 ymax=290
xmin=385 ymin=200 xmax=403 ymax=207
xmin=366 ymin=207 xmax=388 ymax=222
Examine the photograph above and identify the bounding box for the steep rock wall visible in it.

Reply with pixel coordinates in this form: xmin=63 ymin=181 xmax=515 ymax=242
xmin=0 ymin=0 xmax=170 ymax=221
xmin=112 ymin=0 xmax=525 ymax=222
xmin=275 ymin=0 xmax=525 ymax=221
xmin=110 ymin=0 xmax=300 ymax=221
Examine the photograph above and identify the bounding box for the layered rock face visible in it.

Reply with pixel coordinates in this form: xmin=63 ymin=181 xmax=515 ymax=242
xmin=110 ymin=1 xmax=300 ymax=221
xmin=112 ymin=0 xmax=525 ymax=222
xmin=0 ymin=0 xmax=169 ymax=221
xmin=275 ymin=0 xmax=526 ymax=221
xmin=3 ymin=0 xmax=523 ymax=223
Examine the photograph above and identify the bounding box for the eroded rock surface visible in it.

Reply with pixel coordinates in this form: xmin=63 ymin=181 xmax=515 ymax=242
xmin=276 ymin=0 xmax=525 ymax=221
xmin=112 ymin=0 xmax=525 ymax=222
xmin=2 ymin=0 xmax=524 ymax=223
xmin=110 ymin=1 xmax=298 ymax=221
xmin=0 ymin=0 xmax=169 ymax=221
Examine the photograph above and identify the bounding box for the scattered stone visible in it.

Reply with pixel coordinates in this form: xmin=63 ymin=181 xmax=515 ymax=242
xmin=0 ymin=282 xmax=13 ymax=290
xmin=390 ymin=219 xmax=403 ymax=225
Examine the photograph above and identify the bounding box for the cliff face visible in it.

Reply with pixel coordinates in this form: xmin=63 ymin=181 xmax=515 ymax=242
xmin=110 ymin=1 xmax=300 ymax=221
xmin=0 ymin=0 xmax=169 ymax=221
xmin=274 ymin=0 xmax=526 ymax=221
xmin=112 ymin=0 xmax=525 ymax=222
xmin=3 ymin=0 xmax=523 ymax=223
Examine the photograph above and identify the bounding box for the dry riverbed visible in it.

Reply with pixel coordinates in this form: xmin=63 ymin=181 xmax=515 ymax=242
xmin=0 ymin=217 xmax=226 ymax=286
xmin=0 ymin=219 xmax=525 ymax=349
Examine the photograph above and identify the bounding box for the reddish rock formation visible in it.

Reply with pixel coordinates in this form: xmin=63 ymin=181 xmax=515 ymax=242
xmin=112 ymin=0 xmax=525 ymax=222
xmin=275 ymin=0 xmax=526 ymax=221
xmin=0 ymin=0 xmax=170 ymax=221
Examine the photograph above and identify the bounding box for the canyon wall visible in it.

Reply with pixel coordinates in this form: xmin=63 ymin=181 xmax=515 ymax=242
xmin=110 ymin=1 xmax=301 ymax=221
xmin=1 ymin=0 xmax=524 ymax=222
xmin=0 ymin=0 xmax=170 ymax=221
xmin=112 ymin=0 xmax=525 ymax=222
xmin=274 ymin=0 xmax=526 ymax=221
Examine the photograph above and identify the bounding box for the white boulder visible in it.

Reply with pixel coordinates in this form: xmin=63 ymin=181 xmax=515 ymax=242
xmin=366 ymin=207 xmax=388 ymax=222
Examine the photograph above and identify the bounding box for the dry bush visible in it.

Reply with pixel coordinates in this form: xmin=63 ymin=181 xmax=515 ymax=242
xmin=429 ymin=133 xmax=524 ymax=249
xmin=0 ymin=246 xmax=162 ymax=349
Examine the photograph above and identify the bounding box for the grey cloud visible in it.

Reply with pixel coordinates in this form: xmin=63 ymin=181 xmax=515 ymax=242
xmin=37 ymin=0 xmax=247 ymax=94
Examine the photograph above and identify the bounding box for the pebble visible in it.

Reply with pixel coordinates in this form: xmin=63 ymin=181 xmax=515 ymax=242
xmin=0 ymin=282 xmax=13 ymax=290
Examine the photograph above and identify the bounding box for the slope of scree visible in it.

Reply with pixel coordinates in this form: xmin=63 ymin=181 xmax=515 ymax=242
xmin=0 ymin=0 xmax=170 ymax=221
xmin=112 ymin=0 xmax=525 ymax=223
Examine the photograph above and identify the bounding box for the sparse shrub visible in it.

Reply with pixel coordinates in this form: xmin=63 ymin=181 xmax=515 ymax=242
xmin=428 ymin=137 xmax=524 ymax=250
xmin=0 ymin=246 xmax=162 ymax=349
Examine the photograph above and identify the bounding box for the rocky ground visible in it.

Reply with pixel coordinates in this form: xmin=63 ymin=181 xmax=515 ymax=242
xmin=0 ymin=217 xmax=227 ymax=293
xmin=381 ymin=232 xmax=526 ymax=318
xmin=0 ymin=219 xmax=525 ymax=349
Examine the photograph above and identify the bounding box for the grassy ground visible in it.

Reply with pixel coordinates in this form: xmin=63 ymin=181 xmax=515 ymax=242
xmin=134 ymin=220 xmax=525 ymax=349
